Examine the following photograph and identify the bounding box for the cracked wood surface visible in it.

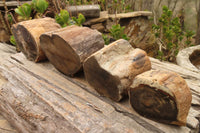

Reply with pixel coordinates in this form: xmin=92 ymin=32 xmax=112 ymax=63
xmin=0 ymin=43 xmax=200 ymax=133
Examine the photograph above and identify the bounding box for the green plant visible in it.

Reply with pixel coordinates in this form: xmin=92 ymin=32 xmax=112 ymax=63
xmin=109 ymin=24 xmax=129 ymax=40
xmin=185 ymin=30 xmax=195 ymax=46
xmin=102 ymin=34 xmax=110 ymax=45
xmin=152 ymin=6 xmax=194 ymax=62
xmin=32 ymin=0 xmax=49 ymax=17
xmin=55 ymin=10 xmax=70 ymax=27
xmin=72 ymin=13 xmax=85 ymax=26
xmin=10 ymin=35 xmax=16 ymax=46
xmin=55 ymin=10 xmax=85 ymax=27
xmin=15 ymin=3 xmax=32 ymax=21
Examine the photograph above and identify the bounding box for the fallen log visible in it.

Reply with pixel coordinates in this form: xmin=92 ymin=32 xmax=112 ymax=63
xmin=40 ymin=25 xmax=104 ymax=76
xmin=11 ymin=17 xmax=61 ymax=62
xmin=83 ymin=39 xmax=151 ymax=101
xmin=129 ymin=70 xmax=192 ymax=126
xmin=0 ymin=43 xmax=199 ymax=133
xmin=67 ymin=5 xmax=100 ymax=18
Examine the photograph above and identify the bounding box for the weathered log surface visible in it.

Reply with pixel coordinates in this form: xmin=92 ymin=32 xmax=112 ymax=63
xmin=84 ymin=39 xmax=151 ymax=101
xmin=40 ymin=25 xmax=104 ymax=76
xmin=0 ymin=43 xmax=200 ymax=133
xmin=0 ymin=1 xmax=32 ymax=7
xmin=12 ymin=17 xmax=61 ymax=62
xmin=83 ymin=11 xmax=152 ymax=26
xmin=67 ymin=5 xmax=100 ymax=18
xmin=129 ymin=70 xmax=192 ymax=126
xmin=176 ymin=45 xmax=200 ymax=72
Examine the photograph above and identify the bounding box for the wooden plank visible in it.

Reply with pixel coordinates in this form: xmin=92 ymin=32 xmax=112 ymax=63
xmin=0 ymin=1 xmax=32 ymax=7
xmin=0 ymin=43 xmax=199 ymax=133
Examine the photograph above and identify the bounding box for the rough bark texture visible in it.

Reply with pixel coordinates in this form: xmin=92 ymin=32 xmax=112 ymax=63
xmin=129 ymin=70 xmax=192 ymax=126
xmin=40 ymin=25 xmax=104 ymax=76
xmin=84 ymin=39 xmax=151 ymax=101
xmin=0 ymin=43 xmax=200 ymax=133
xmin=11 ymin=17 xmax=61 ymax=62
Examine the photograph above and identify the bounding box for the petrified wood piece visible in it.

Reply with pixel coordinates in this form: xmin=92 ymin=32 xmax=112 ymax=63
xmin=0 ymin=43 xmax=200 ymax=132
xmin=40 ymin=25 xmax=104 ymax=76
xmin=67 ymin=5 xmax=100 ymax=18
xmin=11 ymin=17 xmax=61 ymax=62
xmin=129 ymin=70 xmax=192 ymax=126
xmin=84 ymin=39 xmax=151 ymax=101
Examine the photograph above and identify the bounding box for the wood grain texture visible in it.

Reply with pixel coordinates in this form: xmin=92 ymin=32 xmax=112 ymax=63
xmin=40 ymin=25 xmax=104 ymax=76
xmin=0 ymin=43 xmax=199 ymax=133
xmin=0 ymin=1 xmax=32 ymax=7
xmin=129 ymin=70 xmax=192 ymax=126
xmin=84 ymin=39 xmax=151 ymax=101
xmin=12 ymin=17 xmax=61 ymax=62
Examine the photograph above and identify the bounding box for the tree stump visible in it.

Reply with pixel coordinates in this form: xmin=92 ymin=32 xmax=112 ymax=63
xmin=11 ymin=17 xmax=61 ymax=62
xmin=129 ymin=70 xmax=192 ymax=126
xmin=83 ymin=39 xmax=151 ymax=101
xmin=40 ymin=25 xmax=105 ymax=76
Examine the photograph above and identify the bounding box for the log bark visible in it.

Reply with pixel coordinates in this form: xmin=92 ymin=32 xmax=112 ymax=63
xmin=11 ymin=17 xmax=61 ymax=62
xmin=83 ymin=39 xmax=151 ymax=101
xmin=129 ymin=70 xmax=192 ymax=126
xmin=40 ymin=25 xmax=104 ymax=76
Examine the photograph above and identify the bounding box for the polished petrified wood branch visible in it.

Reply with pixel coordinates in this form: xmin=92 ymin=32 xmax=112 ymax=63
xmin=84 ymin=39 xmax=151 ymax=101
xmin=11 ymin=17 xmax=61 ymax=62
xmin=40 ymin=25 xmax=104 ymax=76
xmin=129 ymin=70 xmax=192 ymax=126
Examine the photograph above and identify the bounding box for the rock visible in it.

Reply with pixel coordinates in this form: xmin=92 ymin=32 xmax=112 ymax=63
xmin=91 ymin=23 xmax=105 ymax=32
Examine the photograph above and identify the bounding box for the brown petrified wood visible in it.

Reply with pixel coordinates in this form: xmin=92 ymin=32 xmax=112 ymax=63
xmin=84 ymin=39 xmax=151 ymax=101
xmin=11 ymin=17 xmax=61 ymax=62
xmin=40 ymin=25 xmax=104 ymax=76
xmin=129 ymin=70 xmax=192 ymax=126
xmin=0 ymin=43 xmax=200 ymax=133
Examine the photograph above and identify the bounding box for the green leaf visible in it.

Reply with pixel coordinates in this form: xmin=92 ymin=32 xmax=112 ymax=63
xmin=32 ymin=0 xmax=48 ymax=14
xmin=102 ymin=34 xmax=110 ymax=45
xmin=15 ymin=3 xmax=32 ymax=20
xmin=74 ymin=13 xmax=85 ymax=26
xmin=55 ymin=10 xmax=70 ymax=27
xmin=109 ymin=24 xmax=128 ymax=40
xmin=10 ymin=35 xmax=16 ymax=46
xmin=7 ymin=14 xmax=13 ymax=23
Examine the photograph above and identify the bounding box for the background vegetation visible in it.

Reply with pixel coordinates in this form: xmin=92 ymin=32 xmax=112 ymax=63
xmin=0 ymin=0 xmax=200 ymax=63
